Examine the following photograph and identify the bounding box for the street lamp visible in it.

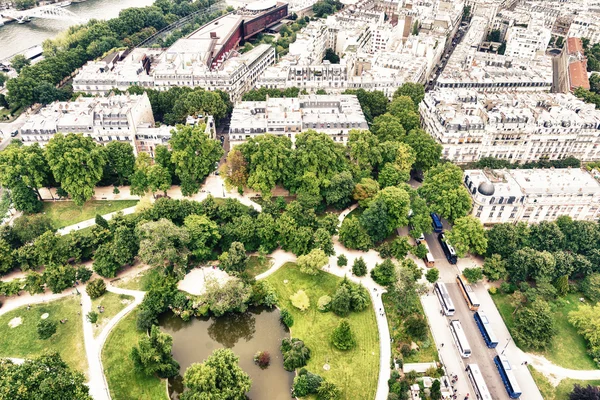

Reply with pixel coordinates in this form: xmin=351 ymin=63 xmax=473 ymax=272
xmin=501 ymin=337 xmax=512 ymax=355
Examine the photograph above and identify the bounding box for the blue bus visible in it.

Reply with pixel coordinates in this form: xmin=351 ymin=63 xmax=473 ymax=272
xmin=494 ymin=355 xmax=522 ymax=398
xmin=431 ymin=213 xmax=443 ymax=233
xmin=474 ymin=311 xmax=499 ymax=348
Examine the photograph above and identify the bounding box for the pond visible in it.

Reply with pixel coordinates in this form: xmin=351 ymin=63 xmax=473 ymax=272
xmin=159 ymin=307 xmax=294 ymax=400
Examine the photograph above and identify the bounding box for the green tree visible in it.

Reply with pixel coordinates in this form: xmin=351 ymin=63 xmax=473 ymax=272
xmin=446 ymin=216 xmax=487 ymax=257
xmin=412 ymin=243 xmax=428 ymax=259
xmin=370 ymin=259 xmax=397 ymax=286
xmin=11 ymin=54 xmax=31 ymax=73
xmin=408 ymin=193 xmax=432 ymax=239
xmin=181 ymin=348 xmax=251 ymax=400
xmin=418 ymin=164 xmax=472 ymax=222
xmin=322 ymin=171 xmax=355 ymax=209
xmin=223 ymin=149 xmax=248 ymax=191
xmin=402 ymin=128 xmax=442 ymax=171
xmin=0 ymin=72 xmax=8 ymax=88
xmin=393 ymin=83 xmax=425 ymax=108
xmin=280 ymin=309 xmax=294 ymax=327
xmin=338 ymin=217 xmax=372 ymax=251
xmin=43 ymin=264 xmax=76 ymax=293
xmin=281 ymin=338 xmax=311 ymax=371
xmin=482 ymin=254 xmax=507 ymax=281
xmin=131 ymin=325 xmax=179 ymax=378
xmin=514 ymin=299 xmax=556 ymax=350
xmin=136 ymin=219 xmax=190 ymax=276
xmin=581 ymin=273 xmax=600 ymax=303
xmin=405 ymin=314 xmax=428 ymax=341
xmin=293 ymin=369 xmax=323 ymax=397
xmin=568 ymin=304 xmax=600 ymax=367
xmin=0 ymin=353 xmax=91 ymax=399
xmin=463 ymin=267 xmax=483 ymax=283
xmin=390 ymin=236 xmax=412 ymax=259
xmin=11 ymin=214 xmax=53 ymax=245
xmin=238 ymin=135 xmax=293 ymax=197
xmin=170 ymin=125 xmax=223 ymax=196
xmin=431 ymin=379 xmax=442 ymax=400
xmin=204 ymin=278 xmax=252 ymax=317
xmin=184 ymin=214 xmax=220 ymax=261
xmin=352 ymin=178 xmax=380 ymax=207
xmin=331 ymin=284 xmax=352 ymax=317
xmin=0 ymin=142 xmax=50 ymax=201
xmin=352 ymin=257 xmax=367 ymax=276
xmin=147 ymin=164 xmax=171 ymax=197
xmin=45 ymin=133 xmax=106 ymax=205
xmin=219 ymin=242 xmax=248 ymax=273
xmin=86 ymin=278 xmax=106 ymax=299
xmin=317 ymin=380 xmax=341 ymax=400
xmin=297 ymin=249 xmax=329 ymax=275
xmin=337 ymin=254 xmax=348 ymax=267
xmin=37 ymin=319 xmax=57 ymax=340
xmin=313 ymin=228 xmax=335 ymax=256
xmin=103 ymin=141 xmax=135 ymax=186
xmin=324 ymin=48 xmax=340 ymax=63
xmin=426 ymin=268 xmax=439 ymax=283
xmin=529 ymin=221 xmax=565 ymax=253
xmin=331 ymin=319 xmax=355 ymax=350
xmin=10 ymin=181 xmax=42 ymax=213
xmin=486 ymin=222 xmax=529 ymax=259
xmin=370 ymin=113 xmax=406 ymax=142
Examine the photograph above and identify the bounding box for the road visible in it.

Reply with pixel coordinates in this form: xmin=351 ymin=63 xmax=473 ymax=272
xmin=422 ymin=221 xmax=543 ymax=400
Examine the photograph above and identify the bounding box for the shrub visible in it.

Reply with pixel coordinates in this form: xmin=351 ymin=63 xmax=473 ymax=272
xmin=253 ymin=351 xmax=271 ymax=368
xmin=331 ymin=319 xmax=355 ymax=350
xmin=37 ymin=319 xmax=57 ymax=340
xmin=349 ymin=283 xmax=369 ymax=312
xmin=317 ymin=295 xmax=332 ymax=312
xmin=280 ymin=309 xmax=294 ymax=327
xmin=290 ymin=290 xmax=310 ymax=311
xmin=250 ymin=280 xmax=278 ymax=307
xmin=581 ymin=273 xmax=600 ymax=303
xmin=352 ymin=257 xmax=367 ymax=276
xmin=405 ymin=314 xmax=428 ymax=342
xmin=86 ymin=278 xmax=106 ymax=299
xmin=488 ymin=287 xmax=497 ymax=295
xmin=317 ymin=380 xmax=340 ymax=400
xmin=281 ymin=338 xmax=311 ymax=371
xmin=86 ymin=311 xmax=98 ymax=324
xmin=499 ymin=282 xmax=513 ymax=294
xmin=293 ymin=369 xmax=323 ymax=397
xmin=337 ymin=254 xmax=348 ymax=267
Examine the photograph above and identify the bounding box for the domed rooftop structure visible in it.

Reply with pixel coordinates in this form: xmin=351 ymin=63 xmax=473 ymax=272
xmin=478 ymin=181 xmax=495 ymax=196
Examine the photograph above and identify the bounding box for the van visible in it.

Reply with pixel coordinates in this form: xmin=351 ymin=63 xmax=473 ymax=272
xmin=424 ymin=252 xmax=435 ymax=268
xmin=431 ymin=213 xmax=443 ymax=233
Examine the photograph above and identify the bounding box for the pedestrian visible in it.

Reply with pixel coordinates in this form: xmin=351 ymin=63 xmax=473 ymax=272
xmin=524 ymin=361 xmax=528 ymax=366
xmin=441 ymin=343 xmax=444 ymax=347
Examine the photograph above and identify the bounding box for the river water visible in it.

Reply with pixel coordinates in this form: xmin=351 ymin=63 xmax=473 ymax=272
xmin=0 ymin=0 xmax=155 ymax=60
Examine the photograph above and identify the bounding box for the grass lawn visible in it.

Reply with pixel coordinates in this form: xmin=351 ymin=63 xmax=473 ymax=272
xmin=491 ymin=292 xmax=596 ymax=370
xmin=266 ymin=263 xmax=379 ymax=400
xmin=91 ymin=292 xmax=134 ymax=337
xmin=246 ymin=255 xmax=272 ymax=278
xmin=383 ymin=293 xmax=439 ymax=363
xmin=102 ymin=308 xmax=166 ymax=400
xmin=529 ymin=366 xmax=600 ymax=400
xmin=113 ymin=267 xmax=159 ymax=291
xmin=0 ymin=295 xmax=87 ymax=375
xmin=346 ymin=207 xmax=363 ymax=220
xmin=42 ymin=200 xmax=139 ymax=229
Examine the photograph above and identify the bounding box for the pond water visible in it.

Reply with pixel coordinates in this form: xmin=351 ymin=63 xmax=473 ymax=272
xmin=159 ymin=307 xmax=294 ymax=400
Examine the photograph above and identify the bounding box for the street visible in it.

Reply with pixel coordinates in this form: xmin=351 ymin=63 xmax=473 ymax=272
xmin=421 ymin=223 xmax=543 ymax=400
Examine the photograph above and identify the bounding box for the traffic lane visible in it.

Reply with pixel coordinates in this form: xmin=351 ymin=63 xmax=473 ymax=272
xmin=421 ymin=294 xmax=474 ymax=398
xmin=472 ymin=284 xmax=544 ymax=400
xmin=447 ymin=283 xmax=511 ymax=400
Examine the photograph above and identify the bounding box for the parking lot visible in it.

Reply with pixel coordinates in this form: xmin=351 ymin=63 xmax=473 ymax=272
xmin=420 ymin=222 xmax=543 ymax=400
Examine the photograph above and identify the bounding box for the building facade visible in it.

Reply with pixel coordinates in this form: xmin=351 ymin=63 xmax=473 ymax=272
xmin=228 ymin=94 xmax=368 ymax=146
xmin=420 ymin=89 xmax=600 ymax=163
xmin=464 ymin=168 xmax=600 ymax=225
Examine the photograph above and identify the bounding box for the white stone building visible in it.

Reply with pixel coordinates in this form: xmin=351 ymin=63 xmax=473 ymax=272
xmin=228 ymin=94 xmax=368 ymax=145
xmin=18 ymin=93 xmax=215 ymax=157
xmin=420 ymin=89 xmax=600 ymax=163
xmin=504 ymin=24 xmax=551 ymax=60
xmin=464 ymin=168 xmax=600 ymax=225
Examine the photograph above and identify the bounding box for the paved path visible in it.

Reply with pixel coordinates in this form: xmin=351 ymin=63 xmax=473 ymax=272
xmin=521 ymin=349 xmax=600 ymax=385
xmin=57 ymin=206 xmax=138 ymax=235
xmin=82 ymin=284 xmax=145 ymax=400
xmin=254 ymin=249 xmax=297 ymax=280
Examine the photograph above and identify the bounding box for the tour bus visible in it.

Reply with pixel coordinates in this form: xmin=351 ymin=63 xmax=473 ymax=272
xmin=438 ymin=232 xmax=458 ymax=264
xmin=466 ymin=364 xmax=493 ymax=400
xmin=430 ymin=212 xmax=443 ymax=233
xmin=449 ymin=320 xmax=472 ymax=358
xmin=494 ymin=355 xmax=522 ymax=399
xmin=456 ymin=275 xmax=481 ymax=311
xmin=434 ymin=282 xmax=455 ymax=316
xmin=474 ymin=310 xmax=499 ymax=348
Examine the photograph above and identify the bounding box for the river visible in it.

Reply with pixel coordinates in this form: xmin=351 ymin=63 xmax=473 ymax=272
xmin=0 ymin=0 xmax=155 ymax=60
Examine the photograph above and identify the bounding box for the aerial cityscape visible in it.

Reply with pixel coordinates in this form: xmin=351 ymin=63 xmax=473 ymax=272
xmin=1 ymin=0 xmax=600 ymax=398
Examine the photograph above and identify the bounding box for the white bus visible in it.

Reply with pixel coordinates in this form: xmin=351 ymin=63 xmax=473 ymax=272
xmin=466 ymin=364 xmax=492 ymax=400
xmin=449 ymin=320 xmax=471 ymax=358
xmin=434 ymin=282 xmax=455 ymax=316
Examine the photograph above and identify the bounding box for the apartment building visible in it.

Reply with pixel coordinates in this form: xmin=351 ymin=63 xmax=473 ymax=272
xmin=228 ymin=94 xmax=368 ymax=146
xmin=420 ymin=89 xmax=600 ymax=163
xmin=464 ymin=168 xmax=600 ymax=225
